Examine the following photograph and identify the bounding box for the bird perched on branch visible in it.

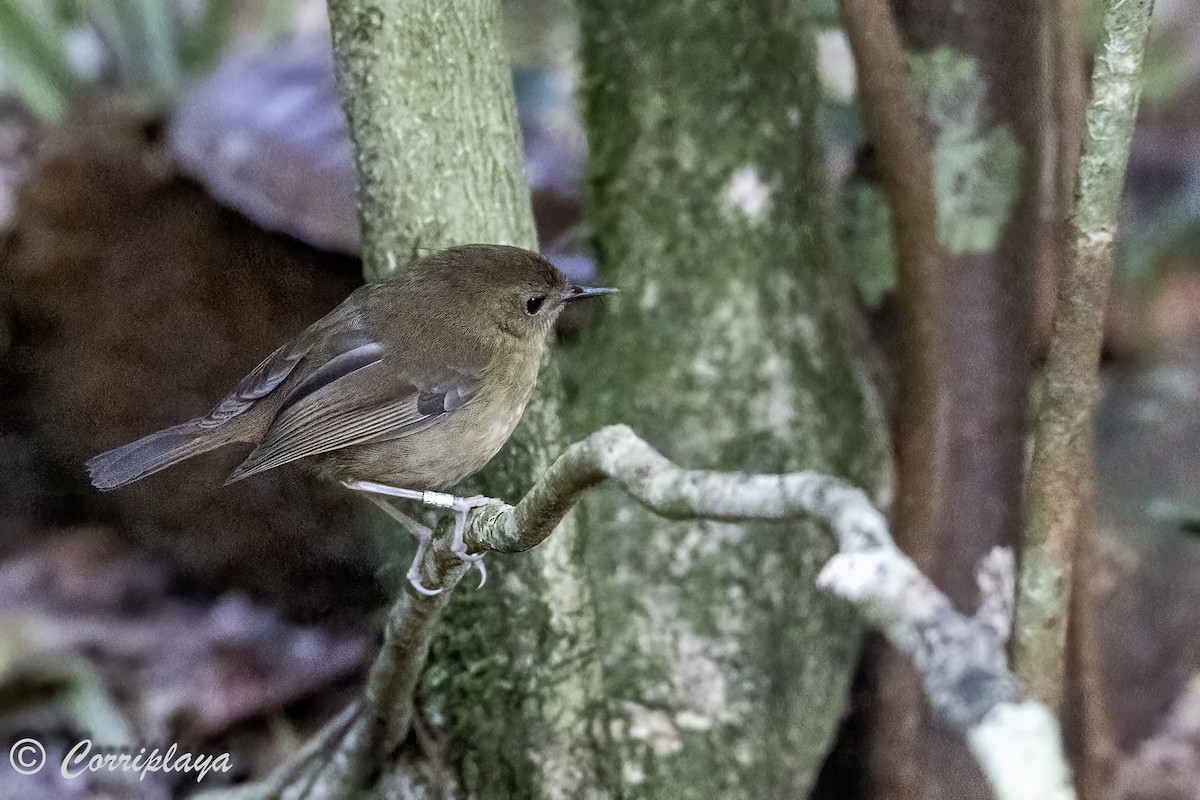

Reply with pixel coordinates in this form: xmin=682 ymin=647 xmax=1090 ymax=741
xmin=87 ymin=244 xmax=616 ymax=594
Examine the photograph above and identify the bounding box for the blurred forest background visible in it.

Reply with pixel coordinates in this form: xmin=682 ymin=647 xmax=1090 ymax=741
xmin=0 ymin=0 xmax=1196 ymax=798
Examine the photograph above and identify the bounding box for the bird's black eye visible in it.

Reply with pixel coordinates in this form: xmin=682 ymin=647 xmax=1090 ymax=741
xmin=525 ymin=295 xmax=547 ymax=315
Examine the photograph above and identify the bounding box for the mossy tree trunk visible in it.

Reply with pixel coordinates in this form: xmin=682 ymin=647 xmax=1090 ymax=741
xmin=571 ymin=1 xmax=890 ymax=796
xmin=328 ymin=1 xmax=608 ymax=797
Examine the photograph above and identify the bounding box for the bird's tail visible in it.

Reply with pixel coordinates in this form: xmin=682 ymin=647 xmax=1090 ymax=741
xmin=86 ymin=420 xmax=232 ymax=490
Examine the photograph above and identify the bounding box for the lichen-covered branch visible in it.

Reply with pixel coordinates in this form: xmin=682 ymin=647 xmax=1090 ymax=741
xmin=1017 ymin=0 xmax=1155 ymax=707
xmin=493 ymin=425 xmax=1072 ymax=800
xmin=469 ymin=424 xmax=888 ymax=553
xmin=824 ymin=547 xmax=1015 ymax=728
xmin=819 ymin=546 xmax=1073 ymax=800
xmin=215 ymin=424 xmax=1072 ymax=800
xmin=251 ymin=588 xmax=461 ymax=800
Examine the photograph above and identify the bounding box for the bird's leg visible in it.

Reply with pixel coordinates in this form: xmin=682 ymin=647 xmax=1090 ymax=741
xmin=361 ymin=494 xmax=443 ymax=596
xmin=345 ymin=481 xmax=500 ymax=589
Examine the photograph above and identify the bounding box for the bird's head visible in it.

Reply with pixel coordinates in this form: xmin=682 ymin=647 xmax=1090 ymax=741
xmin=416 ymin=244 xmax=617 ymax=342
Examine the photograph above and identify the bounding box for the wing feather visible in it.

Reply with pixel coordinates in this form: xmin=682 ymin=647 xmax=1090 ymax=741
xmin=199 ymin=342 xmax=307 ymax=428
xmin=273 ymin=342 xmax=384 ymax=417
xmin=198 ymin=285 xmax=377 ymax=429
xmin=226 ymin=363 xmax=480 ymax=482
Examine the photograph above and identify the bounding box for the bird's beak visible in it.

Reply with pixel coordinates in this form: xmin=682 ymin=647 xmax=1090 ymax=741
xmin=565 ymin=284 xmax=619 ymax=302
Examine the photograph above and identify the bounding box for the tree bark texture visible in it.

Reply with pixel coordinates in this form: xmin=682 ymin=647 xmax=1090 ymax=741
xmin=328 ymin=0 xmax=537 ymax=275
xmin=574 ymin=1 xmax=891 ymax=796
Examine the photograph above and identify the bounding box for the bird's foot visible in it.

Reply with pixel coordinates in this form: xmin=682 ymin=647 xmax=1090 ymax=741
xmin=449 ymin=495 xmax=499 ymax=588
xmin=406 ymin=537 xmax=443 ymax=597
xmin=358 ymin=493 xmax=443 ymax=595
xmin=345 ymin=482 xmax=500 ymax=591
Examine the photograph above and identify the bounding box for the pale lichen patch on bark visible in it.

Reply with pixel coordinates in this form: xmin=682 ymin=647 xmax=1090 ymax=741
xmin=683 ymin=279 xmax=809 ymax=446
xmin=909 ymin=47 xmax=1025 ymax=255
xmin=816 ymin=30 xmax=857 ymax=101
xmin=606 ymin=576 xmax=749 ymax=792
xmin=758 ymin=352 xmax=796 ymax=432
xmin=660 ymin=520 xmax=747 ymax=576
xmin=724 ymin=165 xmax=773 ymax=221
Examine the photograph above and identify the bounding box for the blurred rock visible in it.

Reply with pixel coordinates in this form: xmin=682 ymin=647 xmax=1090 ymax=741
xmin=169 ymin=46 xmax=361 ymax=255
xmin=168 ymin=45 xmax=591 ymax=264
xmin=0 ymin=100 xmax=380 ymax=619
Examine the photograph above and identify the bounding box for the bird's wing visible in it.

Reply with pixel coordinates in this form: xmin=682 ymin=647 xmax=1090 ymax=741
xmin=199 ymin=341 xmax=310 ymax=428
xmin=224 ymin=354 xmax=481 ymax=483
xmin=199 ymin=286 xmax=377 ymax=429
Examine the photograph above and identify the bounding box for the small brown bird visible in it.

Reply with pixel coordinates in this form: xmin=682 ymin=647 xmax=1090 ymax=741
xmin=87 ymin=244 xmax=616 ymax=593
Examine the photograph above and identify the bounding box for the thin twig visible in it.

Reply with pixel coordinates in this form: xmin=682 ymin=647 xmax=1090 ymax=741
xmin=265 ymin=701 xmax=360 ymax=797
xmin=832 ymin=7 xmax=948 ymax=796
xmin=1017 ymin=0 xmax=1155 ymax=707
xmin=819 ymin=546 xmax=1073 ymax=800
xmin=837 ymin=0 xmax=946 ymax=554
xmin=470 ymin=424 xmax=889 ymax=554
xmin=484 ymin=426 xmax=1073 ymax=800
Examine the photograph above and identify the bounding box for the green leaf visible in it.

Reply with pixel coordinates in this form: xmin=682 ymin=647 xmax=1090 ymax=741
xmin=0 ymin=0 xmax=77 ymax=119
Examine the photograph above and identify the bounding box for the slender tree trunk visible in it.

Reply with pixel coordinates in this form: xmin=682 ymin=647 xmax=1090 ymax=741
xmin=328 ymin=0 xmax=536 ymax=269
xmin=327 ymin=1 xmax=609 ymax=797
xmin=1019 ymin=2 xmax=1156 ymax=796
xmin=867 ymin=2 xmax=1046 ymax=798
xmin=572 ymin=1 xmax=890 ymax=795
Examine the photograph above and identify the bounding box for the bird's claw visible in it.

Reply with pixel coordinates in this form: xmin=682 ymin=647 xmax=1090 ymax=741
xmin=470 ymin=557 xmax=487 ymax=588
xmin=407 ymin=571 xmax=444 ymax=596
xmin=449 ymin=495 xmax=497 ymax=590
xmin=409 ymin=548 xmax=483 ymax=594
xmin=349 ymin=482 xmax=498 ymax=594
xmin=403 ymin=524 xmax=443 ymax=596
